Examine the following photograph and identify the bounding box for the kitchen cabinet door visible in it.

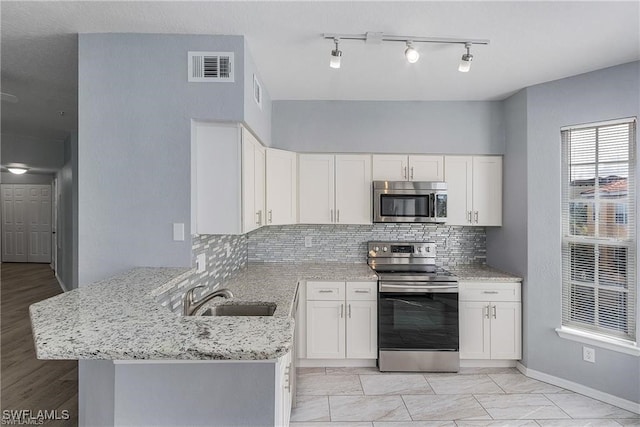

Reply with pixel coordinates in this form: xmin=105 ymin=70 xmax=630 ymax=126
xmin=408 ymin=155 xmax=445 ymax=181
xmin=459 ymin=301 xmax=490 ymax=359
xmin=266 ymin=148 xmax=297 ymax=225
xmin=306 ymin=300 xmax=345 ymax=359
xmin=241 ymin=130 xmax=265 ymax=233
xmin=275 ymin=351 xmax=293 ymax=427
xmin=335 ymin=155 xmax=372 ymax=224
xmin=298 ymin=154 xmax=335 ymax=224
xmin=372 ymin=155 xmax=408 ymax=181
xmin=472 ymin=156 xmax=502 ymax=226
xmin=346 ymin=300 xmax=377 ymax=359
xmin=489 ymin=302 xmax=521 ymax=359
xmin=444 ymin=156 xmax=473 ymax=226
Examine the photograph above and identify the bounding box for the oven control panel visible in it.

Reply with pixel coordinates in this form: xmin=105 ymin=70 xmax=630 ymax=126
xmin=368 ymin=241 xmax=436 ymax=258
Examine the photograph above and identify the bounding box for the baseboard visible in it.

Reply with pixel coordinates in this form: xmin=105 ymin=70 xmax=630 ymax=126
xmin=298 ymin=359 xmax=377 ymax=368
xmin=516 ymin=362 xmax=640 ymax=415
xmin=460 ymin=359 xmax=516 ymax=368
xmin=55 ymin=273 xmax=69 ymax=292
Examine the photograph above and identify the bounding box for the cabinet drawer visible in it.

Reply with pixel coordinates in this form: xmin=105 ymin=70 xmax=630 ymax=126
xmin=459 ymin=282 xmax=521 ymax=302
xmin=307 ymin=281 xmax=345 ymax=300
xmin=346 ymin=282 xmax=377 ymax=301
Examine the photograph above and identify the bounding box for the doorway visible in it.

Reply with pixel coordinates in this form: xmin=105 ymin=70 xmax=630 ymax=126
xmin=1 ymin=184 xmax=52 ymax=263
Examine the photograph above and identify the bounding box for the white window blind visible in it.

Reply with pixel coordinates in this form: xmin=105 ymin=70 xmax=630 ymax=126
xmin=561 ymin=118 xmax=637 ymax=343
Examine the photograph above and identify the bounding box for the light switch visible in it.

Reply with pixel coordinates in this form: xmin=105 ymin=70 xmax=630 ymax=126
xmin=196 ymin=253 xmax=206 ymax=273
xmin=173 ymin=223 xmax=185 ymax=241
xmin=304 ymin=236 xmax=313 ymax=248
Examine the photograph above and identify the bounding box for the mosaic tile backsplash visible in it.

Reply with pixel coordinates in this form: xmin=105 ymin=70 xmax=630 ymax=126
xmin=247 ymin=224 xmax=486 ymax=267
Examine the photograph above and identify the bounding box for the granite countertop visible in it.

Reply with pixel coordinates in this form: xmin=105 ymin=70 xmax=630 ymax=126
xmin=449 ymin=264 xmax=522 ymax=282
xmin=29 ymin=263 xmax=377 ymax=362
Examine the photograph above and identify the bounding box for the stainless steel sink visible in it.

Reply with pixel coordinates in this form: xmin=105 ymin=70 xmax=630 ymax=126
xmin=199 ymin=303 xmax=276 ymax=317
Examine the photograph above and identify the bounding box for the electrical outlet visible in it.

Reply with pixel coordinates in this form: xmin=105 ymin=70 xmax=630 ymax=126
xmin=304 ymin=236 xmax=313 ymax=248
xmin=196 ymin=254 xmax=206 ymax=273
xmin=224 ymin=243 xmax=231 ymax=257
xmin=583 ymin=346 xmax=596 ymax=363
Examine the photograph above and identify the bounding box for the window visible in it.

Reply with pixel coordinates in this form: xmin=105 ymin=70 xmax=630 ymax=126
xmin=561 ymin=118 xmax=637 ymax=343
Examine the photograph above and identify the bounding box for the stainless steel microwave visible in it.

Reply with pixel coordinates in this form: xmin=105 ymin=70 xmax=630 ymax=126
xmin=373 ymin=181 xmax=447 ymax=223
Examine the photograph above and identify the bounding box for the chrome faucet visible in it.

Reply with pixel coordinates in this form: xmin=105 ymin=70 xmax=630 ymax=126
xmin=183 ymin=286 xmax=234 ymax=316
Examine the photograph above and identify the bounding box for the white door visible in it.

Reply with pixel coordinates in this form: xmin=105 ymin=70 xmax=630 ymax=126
xmin=459 ymin=301 xmax=490 ymax=359
xmin=444 ymin=156 xmax=473 ymax=225
xmin=1 ymin=185 xmax=28 ymax=262
xmin=372 ymin=155 xmax=408 ymax=181
xmin=266 ymin=148 xmax=297 ymax=225
xmin=409 ymin=155 xmax=445 ymax=181
xmin=346 ymin=300 xmax=377 ymax=359
xmin=472 ymin=156 xmax=503 ymax=226
xmin=335 ymin=155 xmax=372 ymax=224
xmin=298 ymin=154 xmax=335 ymax=224
xmin=241 ymin=136 xmax=257 ymax=233
xmin=489 ymin=302 xmax=522 ymax=359
xmin=27 ymin=185 xmax=52 ymax=263
xmin=306 ymin=300 xmax=345 ymax=359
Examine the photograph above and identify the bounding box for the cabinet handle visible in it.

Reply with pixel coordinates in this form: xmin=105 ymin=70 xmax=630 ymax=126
xmin=255 ymin=211 xmax=262 ymax=226
xmin=482 ymin=291 xmax=499 ymax=294
xmin=467 ymin=211 xmax=472 ymax=223
xmin=348 ymin=304 xmax=352 ymax=318
xmin=318 ymin=290 xmax=334 ymax=294
xmin=403 ymin=166 xmax=408 ymax=180
xmin=330 ymin=209 xmax=334 ymax=223
xmin=410 ymin=166 xmax=414 ymax=180
xmin=484 ymin=305 xmax=490 ymax=319
xmin=268 ymin=209 xmax=273 ymax=224
xmin=474 ymin=211 xmax=479 ymax=224
xmin=340 ymin=303 xmax=344 ymax=318
xmin=492 ymin=305 xmax=497 ymax=319
xmin=354 ymin=289 xmax=370 ymax=294
xmin=336 ymin=209 xmax=340 ymax=223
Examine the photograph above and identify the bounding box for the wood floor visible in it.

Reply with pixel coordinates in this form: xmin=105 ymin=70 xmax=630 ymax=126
xmin=1 ymin=263 xmax=77 ymax=426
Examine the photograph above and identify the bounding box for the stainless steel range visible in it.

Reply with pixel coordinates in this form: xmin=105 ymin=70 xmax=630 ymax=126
xmin=368 ymin=241 xmax=459 ymax=372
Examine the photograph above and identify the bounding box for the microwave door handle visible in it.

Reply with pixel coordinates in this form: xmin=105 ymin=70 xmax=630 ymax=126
xmin=430 ymin=193 xmax=436 ymax=217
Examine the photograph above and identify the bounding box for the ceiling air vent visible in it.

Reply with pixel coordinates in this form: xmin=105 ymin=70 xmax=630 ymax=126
xmin=188 ymin=52 xmax=234 ymax=83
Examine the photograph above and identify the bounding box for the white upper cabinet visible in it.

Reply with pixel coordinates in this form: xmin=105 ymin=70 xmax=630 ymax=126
xmin=335 ymin=155 xmax=372 ymax=224
xmin=444 ymin=155 xmax=502 ymax=226
xmin=299 ymin=154 xmax=371 ymax=225
xmin=193 ymin=122 xmax=270 ymax=235
xmin=298 ymin=154 xmax=335 ymax=224
xmin=242 ymin=129 xmax=266 ymax=234
xmin=266 ymin=148 xmax=297 ymax=225
xmin=372 ymin=155 xmax=444 ymax=181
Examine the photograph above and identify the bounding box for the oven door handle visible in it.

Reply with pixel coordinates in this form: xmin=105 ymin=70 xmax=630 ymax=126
xmin=379 ymin=283 xmax=458 ymax=293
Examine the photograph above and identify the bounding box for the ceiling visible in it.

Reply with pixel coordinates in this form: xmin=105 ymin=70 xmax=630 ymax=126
xmin=1 ymin=1 xmax=639 ymax=146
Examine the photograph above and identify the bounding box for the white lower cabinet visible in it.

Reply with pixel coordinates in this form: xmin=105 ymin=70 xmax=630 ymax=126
xmin=306 ymin=281 xmax=377 ymax=360
xmin=459 ymin=282 xmax=522 ymax=360
xmin=275 ymin=351 xmax=293 ymax=427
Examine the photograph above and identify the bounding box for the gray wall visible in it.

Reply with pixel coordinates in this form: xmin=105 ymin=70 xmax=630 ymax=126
xmin=243 ymin=40 xmax=273 ymax=146
xmin=489 ymin=61 xmax=640 ymax=403
xmin=486 ymin=89 xmax=529 ymax=362
xmin=78 ymin=33 xmax=245 ymax=286
xmin=1 ymin=134 xmax=64 ymax=170
xmin=55 ymin=132 xmax=78 ymax=290
xmin=272 ymin=100 xmax=504 ymax=154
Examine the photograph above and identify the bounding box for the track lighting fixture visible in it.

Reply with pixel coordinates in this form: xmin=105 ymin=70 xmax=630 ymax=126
xmin=324 ymin=32 xmax=488 ymax=71
xmin=329 ymin=38 xmax=342 ymax=69
xmin=404 ymin=42 xmax=419 ymax=64
xmin=458 ymin=43 xmax=473 ymax=73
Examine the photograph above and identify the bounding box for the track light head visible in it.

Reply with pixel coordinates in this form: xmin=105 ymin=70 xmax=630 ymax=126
xmin=330 ymin=38 xmax=342 ymax=69
xmin=404 ymin=42 xmax=419 ymax=64
xmin=458 ymin=43 xmax=473 ymax=72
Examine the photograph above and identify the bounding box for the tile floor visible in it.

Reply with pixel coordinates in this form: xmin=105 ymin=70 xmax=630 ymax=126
xmin=291 ymin=367 xmax=640 ymax=427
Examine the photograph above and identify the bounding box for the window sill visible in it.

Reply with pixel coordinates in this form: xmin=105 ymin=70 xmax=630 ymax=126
xmin=555 ymin=327 xmax=640 ymax=356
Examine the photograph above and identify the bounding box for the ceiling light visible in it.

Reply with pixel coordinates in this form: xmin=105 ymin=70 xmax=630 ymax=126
xmin=330 ymin=38 xmax=342 ymax=69
xmin=458 ymin=43 xmax=473 ymax=73
xmin=8 ymin=167 xmax=28 ymax=175
xmin=405 ymin=42 xmax=419 ymax=64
